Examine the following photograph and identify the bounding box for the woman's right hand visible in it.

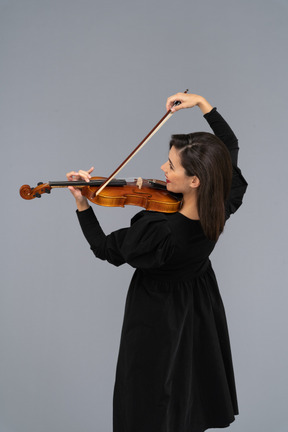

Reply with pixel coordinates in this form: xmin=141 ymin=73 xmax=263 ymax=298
xmin=66 ymin=166 xmax=94 ymax=211
xmin=166 ymin=93 xmax=213 ymax=115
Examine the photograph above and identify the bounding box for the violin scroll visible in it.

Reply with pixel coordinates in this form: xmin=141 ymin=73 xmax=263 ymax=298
xmin=19 ymin=183 xmax=51 ymax=200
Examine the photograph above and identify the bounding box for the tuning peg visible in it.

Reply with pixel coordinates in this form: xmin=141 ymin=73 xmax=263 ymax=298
xmin=34 ymin=193 xmax=41 ymax=198
xmin=37 ymin=182 xmax=43 ymax=186
xmin=45 ymin=188 xmax=51 ymax=194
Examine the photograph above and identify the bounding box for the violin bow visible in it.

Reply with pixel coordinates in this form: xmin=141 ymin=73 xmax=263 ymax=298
xmin=95 ymin=89 xmax=189 ymax=196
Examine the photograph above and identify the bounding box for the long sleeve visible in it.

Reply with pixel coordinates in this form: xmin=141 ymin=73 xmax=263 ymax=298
xmin=76 ymin=207 xmax=174 ymax=268
xmin=204 ymin=108 xmax=248 ymax=219
xmin=204 ymin=107 xmax=239 ymax=166
xmin=76 ymin=206 xmax=128 ymax=266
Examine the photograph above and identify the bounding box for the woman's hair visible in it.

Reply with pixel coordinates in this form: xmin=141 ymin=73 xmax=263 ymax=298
xmin=170 ymin=132 xmax=232 ymax=242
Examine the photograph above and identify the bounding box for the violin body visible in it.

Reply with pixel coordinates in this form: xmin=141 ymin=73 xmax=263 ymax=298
xmin=19 ymin=177 xmax=181 ymax=213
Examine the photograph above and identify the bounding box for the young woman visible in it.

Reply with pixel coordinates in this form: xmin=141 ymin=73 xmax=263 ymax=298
xmin=67 ymin=93 xmax=247 ymax=432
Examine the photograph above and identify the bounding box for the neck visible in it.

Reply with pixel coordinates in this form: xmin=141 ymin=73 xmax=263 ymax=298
xmin=179 ymin=191 xmax=199 ymax=220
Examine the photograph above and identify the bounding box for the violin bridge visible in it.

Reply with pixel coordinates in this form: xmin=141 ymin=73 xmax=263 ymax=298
xmin=136 ymin=177 xmax=143 ymax=189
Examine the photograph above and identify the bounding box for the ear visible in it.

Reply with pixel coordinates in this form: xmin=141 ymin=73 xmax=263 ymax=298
xmin=190 ymin=176 xmax=200 ymax=189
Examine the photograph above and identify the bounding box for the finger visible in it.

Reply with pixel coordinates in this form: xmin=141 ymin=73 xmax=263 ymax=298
xmin=68 ymin=185 xmax=80 ymax=192
xmin=67 ymin=185 xmax=78 ymax=197
xmin=166 ymin=94 xmax=179 ymax=111
xmin=78 ymin=170 xmax=92 ymax=182
xmin=170 ymin=102 xmax=189 ymax=113
xmin=166 ymin=93 xmax=186 ymax=112
xmin=66 ymin=170 xmax=80 ymax=181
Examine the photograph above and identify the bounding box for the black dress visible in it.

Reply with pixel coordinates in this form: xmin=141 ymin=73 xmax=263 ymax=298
xmin=77 ymin=108 xmax=248 ymax=432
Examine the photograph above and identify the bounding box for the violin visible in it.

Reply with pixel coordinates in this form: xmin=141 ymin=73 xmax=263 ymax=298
xmin=19 ymin=90 xmax=188 ymax=213
xmin=19 ymin=177 xmax=181 ymax=213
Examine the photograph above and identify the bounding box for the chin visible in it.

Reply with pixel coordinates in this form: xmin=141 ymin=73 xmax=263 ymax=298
xmin=166 ymin=182 xmax=176 ymax=191
xmin=166 ymin=182 xmax=172 ymax=191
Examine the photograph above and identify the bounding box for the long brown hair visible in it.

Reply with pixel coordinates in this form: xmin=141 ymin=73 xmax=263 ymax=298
xmin=170 ymin=132 xmax=232 ymax=242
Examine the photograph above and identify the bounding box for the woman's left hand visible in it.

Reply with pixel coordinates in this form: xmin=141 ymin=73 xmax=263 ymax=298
xmin=66 ymin=166 xmax=94 ymax=211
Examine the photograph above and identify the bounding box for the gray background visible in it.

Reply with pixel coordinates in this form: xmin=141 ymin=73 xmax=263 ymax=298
xmin=1 ymin=0 xmax=287 ymax=431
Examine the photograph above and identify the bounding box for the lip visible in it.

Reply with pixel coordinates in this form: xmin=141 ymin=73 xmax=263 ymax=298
xmin=165 ymin=178 xmax=171 ymax=184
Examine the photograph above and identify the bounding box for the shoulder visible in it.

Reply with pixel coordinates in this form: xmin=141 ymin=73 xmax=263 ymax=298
xmin=129 ymin=210 xmax=172 ymax=242
xmin=120 ymin=211 xmax=175 ymax=268
xmin=130 ymin=210 xmax=204 ymax=242
xmin=131 ymin=210 xmax=169 ymax=225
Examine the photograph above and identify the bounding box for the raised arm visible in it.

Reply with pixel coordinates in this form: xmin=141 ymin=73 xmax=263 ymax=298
xmin=166 ymin=92 xmax=239 ymax=166
xmin=203 ymin=108 xmax=239 ymax=166
xmin=167 ymin=92 xmax=247 ymax=217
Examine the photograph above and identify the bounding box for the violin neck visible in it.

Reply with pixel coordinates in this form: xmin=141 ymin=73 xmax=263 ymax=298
xmin=48 ymin=179 xmax=127 ymax=188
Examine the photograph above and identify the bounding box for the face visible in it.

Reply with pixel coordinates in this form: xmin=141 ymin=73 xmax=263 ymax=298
xmin=161 ymin=146 xmax=198 ymax=195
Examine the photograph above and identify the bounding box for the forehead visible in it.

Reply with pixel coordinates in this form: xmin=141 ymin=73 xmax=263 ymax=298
xmin=169 ymin=146 xmax=182 ymax=164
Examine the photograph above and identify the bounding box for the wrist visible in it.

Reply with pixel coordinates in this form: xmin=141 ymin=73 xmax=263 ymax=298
xmin=76 ymin=197 xmax=90 ymax=212
xmin=197 ymin=96 xmax=213 ymax=115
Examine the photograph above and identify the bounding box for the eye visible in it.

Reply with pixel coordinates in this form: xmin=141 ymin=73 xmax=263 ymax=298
xmin=169 ymin=162 xmax=174 ymax=170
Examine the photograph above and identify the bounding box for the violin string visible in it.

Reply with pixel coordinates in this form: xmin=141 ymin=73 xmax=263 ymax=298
xmin=95 ymin=112 xmax=173 ymax=196
xmin=95 ymin=90 xmax=188 ymax=196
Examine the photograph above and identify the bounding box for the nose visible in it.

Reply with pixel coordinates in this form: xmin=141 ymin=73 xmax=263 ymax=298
xmin=161 ymin=161 xmax=168 ymax=173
